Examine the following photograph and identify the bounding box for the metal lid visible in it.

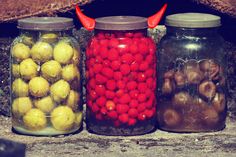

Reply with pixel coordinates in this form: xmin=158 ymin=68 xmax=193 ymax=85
xmin=18 ymin=17 xmax=74 ymax=31
xmin=95 ymin=16 xmax=147 ymax=30
xmin=165 ymin=13 xmax=221 ymax=28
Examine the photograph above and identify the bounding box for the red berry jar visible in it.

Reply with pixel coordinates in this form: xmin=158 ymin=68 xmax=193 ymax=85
xmin=86 ymin=16 xmax=157 ymax=135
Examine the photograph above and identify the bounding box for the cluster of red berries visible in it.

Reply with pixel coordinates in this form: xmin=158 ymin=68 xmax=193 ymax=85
xmin=86 ymin=30 xmax=157 ymax=127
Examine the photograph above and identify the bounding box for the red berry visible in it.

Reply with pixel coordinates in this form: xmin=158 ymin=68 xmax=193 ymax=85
xmin=117 ymin=80 xmax=126 ymax=89
xmin=96 ymin=96 xmax=106 ymax=107
xmin=97 ymin=33 xmax=105 ymax=39
xmin=100 ymin=107 xmax=107 ymax=115
xmin=145 ymin=69 xmax=154 ymax=77
xmin=138 ymin=83 xmax=148 ymax=92
xmin=138 ymin=94 xmax=147 ymax=102
xmin=119 ymin=114 xmax=129 ymax=123
xmin=92 ymin=105 xmax=99 ymax=113
xmin=130 ymin=62 xmax=139 ymax=71
xmin=109 ymin=38 xmax=119 ymax=48
xmin=106 ymin=80 xmax=116 ymax=90
xmin=102 ymin=67 xmax=114 ymax=78
xmin=118 ymin=44 xmax=130 ymax=55
xmin=120 ymin=64 xmax=130 ymax=75
xmin=113 ymin=72 xmax=122 ymax=80
xmin=105 ymin=90 xmax=115 ymax=99
xmin=114 ymin=120 xmax=120 ymax=127
xmin=108 ymin=111 xmax=118 ymax=119
xmin=138 ymin=44 xmax=149 ymax=55
xmin=100 ymin=39 xmax=109 ymax=47
xmin=127 ymin=81 xmax=137 ymax=90
xmin=95 ymin=113 xmax=103 ymax=120
xmin=95 ymin=56 xmax=102 ymax=63
xmin=93 ymin=64 xmax=103 ymax=73
xmin=144 ymin=109 xmax=155 ymax=118
xmin=125 ymin=32 xmax=134 ymax=38
xmin=103 ymin=60 xmax=110 ymax=67
xmin=120 ymin=94 xmax=131 ymax=104
xmin=128 ymin=118 xmax=137 ymax=126
xmin=88 ymin=69 xmax=94 ymax=78
xmin=134 ymin=32 xmax=143 ymax=38
xmin=129 ymin=90 xmax=139 ymax=99
xmin=146 ymin=77 xmax=154 ymax=88
xmin=130 ymin=99 xmax=139 ymax=108
xmin=88 ymin=78 xmax=96 ymax=89
xmin=116 ymin=89 xmax=125 ymax=97
xmin=139 ymin=62 xmax=149 ymax=71
xmin=145 ymin=55 xmax=154 ymax=64
xmin=111 ymin=60 xmax=121 ymax=70
xmin=145 ymin=89 xmax=153 ymax=97
xmin=129 ymin=44 xmax=138 ymax=54
xmin=89 ymin=90 xmax=98 ymax=100
xmin=134 ymin=54 xmax=143 ymax=63
xmin=128 ymin=108 xmax=138 ymax=118
xmin=130 ymin=72 xmax=138 ymax=80
xmin=100 ymin=47 xmax=108 ymax=59
xmin=92 ymin=47 xmax=100 ymax=56
xmin=116 ymin=104 xmax=129 ymax=114
xmin=137 ymin=104 xmax=146 ymax=113
xmin=95 ymin=85 xmax=105 ymax=96
xmin=121 ymin=53 xmax=133 ymax=64
xmin=106 ymin=100 xmax=116 ymax=111
xmin=120 ymin=38 xmax=132 ymax=45
xmin=138 ymin=113 xmax=146 ymax=121
xmin=107 ymin=48 xmax=119 ymax=61
xmin=137 ymin=73 xmax=146 ymax=82
xmin=95 ymin=74 xmax=107 ymax=84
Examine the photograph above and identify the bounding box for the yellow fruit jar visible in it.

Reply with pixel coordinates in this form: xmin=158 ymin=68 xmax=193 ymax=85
xmin=11 ymin=17 xmax=83 ymax=136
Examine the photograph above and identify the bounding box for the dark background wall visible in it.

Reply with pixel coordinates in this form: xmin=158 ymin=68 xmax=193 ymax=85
xmin=0 ymin=0 xmax=235 ymax=43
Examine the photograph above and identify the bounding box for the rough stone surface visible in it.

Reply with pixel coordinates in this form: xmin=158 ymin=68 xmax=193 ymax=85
xmin=0 ymin=99 xmax=236 ymax=157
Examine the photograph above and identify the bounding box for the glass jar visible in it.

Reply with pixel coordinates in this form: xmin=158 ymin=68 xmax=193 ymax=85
xmin=86 ymin=16 xmax=157 ymax=135
xmin=11 ymin=17 xmax=83 ymax=136
xmin=157 ymin=13 xmax=227 ymax=132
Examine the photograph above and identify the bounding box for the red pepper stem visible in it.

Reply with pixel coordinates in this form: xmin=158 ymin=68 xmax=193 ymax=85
xmin=75 ymin=5 xmax=95 ymax=31
xmin=148 ymin=3 xmax=168 ymax=29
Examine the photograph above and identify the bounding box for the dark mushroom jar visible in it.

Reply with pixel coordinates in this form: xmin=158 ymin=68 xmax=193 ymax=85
xmin=86 ymin=16 xmax=157 ymax=135
xmin=11 ymin=17 xmax=83 ymax=136
xmin=157 ymin=13 xmax=227 ymax=132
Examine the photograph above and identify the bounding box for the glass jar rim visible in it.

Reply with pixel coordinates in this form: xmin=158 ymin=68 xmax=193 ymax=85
xmin=95 ymin=16 xmax=147 ymax=30
xmin=165 ymin=13 xmax=221 ymax=28
xmin=18 ymin=17 xmax=74 ymax=31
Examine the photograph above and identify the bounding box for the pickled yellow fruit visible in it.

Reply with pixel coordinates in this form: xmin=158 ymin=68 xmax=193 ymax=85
xmin=72 ymin=48 xmax=81 ymax=65
xmin=66 ymin=90 xmax=80 ymax=111
xmin=29 ymin=77 xmax=49 ymax=97
xmin=74 ymin=112 xmax=83 ymax=126
xmin=51 ymin=106 xmax=75 ymax=131
xmin=41 ymin=60 xmax=62 ymax=82
xmin=41 ymin=33 xmax=58 ymax=43
xmin=19 ymin=58 xmax=38 ymax=80
xmin=22 ymin=35 xmax=34 ymax=46
xmin=12 ymin=64 xmax=20 ymax=78
xmin=62 ymin=64 xmax=79 ymax=82
xmin=12 ymin=97 xmax=32 ymax=117
xmin=34 ymin=96 xmax=55 ymax=113
xmin=30 ymin=41 xmax=53 ymax=62
xmin=12 ymin=43 xmax=30 ymax=61
xmin=23 ymin=109 xmax=47 ymax=130
xmin=53 ymin=42 xmax=73 ymax=64
xmin=12 ymin=78 xmax=29 ymax=97
xmin=50 ymin=80 xmax=70 ymax=103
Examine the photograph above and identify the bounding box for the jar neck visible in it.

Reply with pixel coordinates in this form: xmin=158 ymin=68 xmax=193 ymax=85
xmin=94 ymin=29 xmax=147 ymax=36
xmin=166 ymin=26 xmax=219 ymax=37
xmin=19 ymin=29 xmax=73 ymax=37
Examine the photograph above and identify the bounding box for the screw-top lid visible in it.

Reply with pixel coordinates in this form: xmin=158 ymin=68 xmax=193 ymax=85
xmin=95 ymin=16 xmax=147 ymax=30
xmin=165 ymin=13 xmax=221 ymax=28
xmin=18 ymin=17 xmax=74 ymax=31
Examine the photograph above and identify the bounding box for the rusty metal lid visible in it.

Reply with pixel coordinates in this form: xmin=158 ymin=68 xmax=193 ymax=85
xmin=165 ymin=13 xmax=221 ymax=28
xmin=95 ymin=16 xmax=147 ymax=30
xmin=18 ymin=17 xmax=74 ymax=31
